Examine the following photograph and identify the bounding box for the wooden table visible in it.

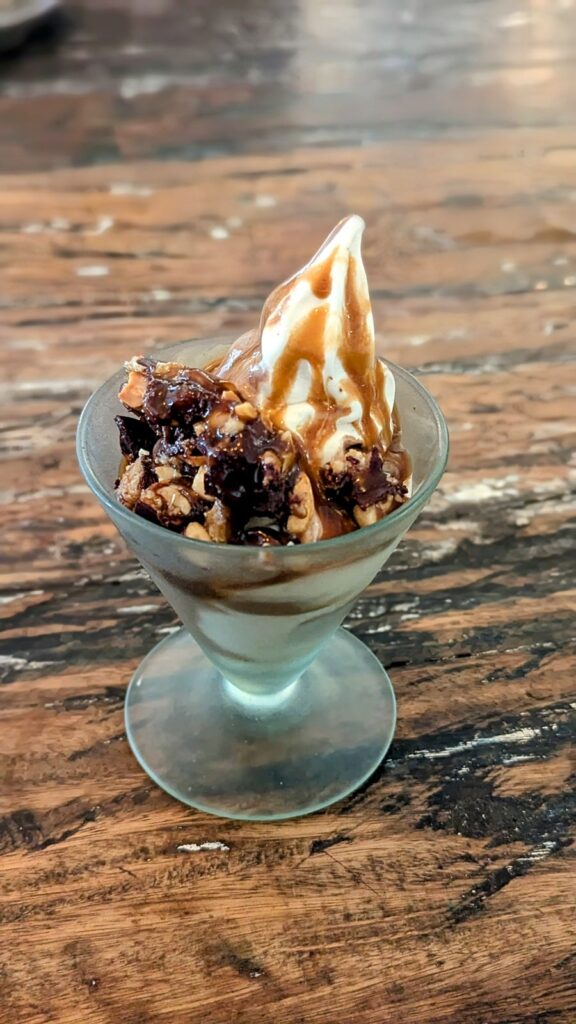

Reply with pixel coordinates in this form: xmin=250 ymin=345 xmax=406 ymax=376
xmin=1 ymin=2 xmax=575 ymax=1022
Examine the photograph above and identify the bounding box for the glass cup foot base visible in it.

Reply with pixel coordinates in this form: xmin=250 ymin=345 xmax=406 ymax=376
xmin=125 ymin=627 xmax=396 ymax=821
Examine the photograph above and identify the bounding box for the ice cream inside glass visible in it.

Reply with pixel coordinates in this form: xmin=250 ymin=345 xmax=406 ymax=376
xmin=77 ymin=215 xmax=449 ymax=821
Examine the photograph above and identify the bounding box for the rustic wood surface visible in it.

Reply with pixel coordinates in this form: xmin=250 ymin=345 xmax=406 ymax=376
xmin=1 ymin=1 xmax=575 ymax=1022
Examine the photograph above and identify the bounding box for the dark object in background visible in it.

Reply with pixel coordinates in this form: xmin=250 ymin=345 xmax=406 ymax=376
xmin=0 ymin=0 xmax=60 ymax=53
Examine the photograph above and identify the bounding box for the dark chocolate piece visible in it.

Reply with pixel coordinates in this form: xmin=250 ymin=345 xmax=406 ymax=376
xmin=115 ymin=415 xmax=156 ymax=460
xmin=322 ymin=446 xmax=408 ymax=513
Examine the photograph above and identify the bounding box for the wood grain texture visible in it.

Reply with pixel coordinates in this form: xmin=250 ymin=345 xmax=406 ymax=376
xmin=1 ymin=1 xmax=575 ymax=1022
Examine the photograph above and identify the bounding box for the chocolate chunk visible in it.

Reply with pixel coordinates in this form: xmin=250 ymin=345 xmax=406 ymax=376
xmin=133 ymin=498 xmax=163 ymax=528
xmin=322 ymin=446 xmax=408 ymax=513
xmin=352 ymin=449 xmax=408 ymax=510
xmin=115 ymin=415 xmax=156 ymax=460
xmin=139 ymin=361 xmax=236 ymax=430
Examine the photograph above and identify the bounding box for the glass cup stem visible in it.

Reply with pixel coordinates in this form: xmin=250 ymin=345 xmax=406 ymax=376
xmin=222 ymin=674 xmax=301 ymax=714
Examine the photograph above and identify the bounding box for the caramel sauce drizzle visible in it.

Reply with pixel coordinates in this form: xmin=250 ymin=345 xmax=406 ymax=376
xmin=213 ymin=238 xmax=393 ymax=474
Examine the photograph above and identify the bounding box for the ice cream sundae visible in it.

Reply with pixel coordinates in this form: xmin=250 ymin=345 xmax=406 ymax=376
xmin=114 ymin=215 xmax=411 ymax=545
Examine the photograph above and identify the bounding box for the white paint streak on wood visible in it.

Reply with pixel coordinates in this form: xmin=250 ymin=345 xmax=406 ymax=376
xmin=177 ymin=842 xmax=230 ymax=853
xmin=109 ymin=183 xmax=154 ymax=197
xmin=408 ymin=335 xmax=433 ymax=347
xmin=0 ymin=655 xmax=54 ymax=670
xmin=0 ymin=483 xmax=90 ymax=505
xmin=76 ymin=265 xmax=110 ymax=277
xmin=1 ymin=378 xmax=94 ymax=396
xmin=85 ymin=216 xmax=115 ymax=236
xmin=0 ymin=590 xmax=44 ymax=604
xmin=118 ymin=604 xmax=161 ymax=614
xmin=519 ymin=840 xmax=560 ymax=862
xmin=402 ymin=727 xmax=541 ymax=762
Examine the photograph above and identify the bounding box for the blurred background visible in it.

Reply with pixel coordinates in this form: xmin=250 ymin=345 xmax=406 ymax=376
xmin=2 ymin=0 xmax=576 ymax=170
xmin=2 ymin=0 xmax=576 ymax=369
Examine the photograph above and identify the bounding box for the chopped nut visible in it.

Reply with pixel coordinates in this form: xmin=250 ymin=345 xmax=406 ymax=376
xmin=137 ymin=485 xmax=163 ymax=514
xmin=118 ymin=370 xmax=147 ymax=410
xmin=288 ymin=472 xmax=313 ymax=520
xmin=157 ymin=484 xmax=192 ymax=516
xmin=324 ymin=446 xmax=368 ymax=476
xmin=346 ymin=448 xmax=369 ymax=469
xmin=278 ymin=438 xmax=296 ymax=474
xmin=235 ymin=401 xmax=258 ymax=423
xmin=209 ymin=411 xmax=244 ymax=436
xmin=287 ymin=472 xmax=315 ymax=537
xmin=205 ymin=499 xmax=231 ymax=543
xmin=261 ymin=445 xmax=298 ymax=486
xmin=155 ymin=464 xmax=179 ymax=483
xmin=124 ymin=356 xmax=145 ymax=373
xmin=117 ymin=457 xmax=147 ymax=509
xmin=192 ymin=466 xmax=215 ymax=502
xmin=184 ymin=522 xmax=211 ymax=542
xmin=353 ymin=504 xmax=378 ymax=528
xmin=261 ymin=450 xmax=281 ymax=475
xmin=152 ymin=360 xmax=187 ymax=379
xmin=300 ymin=511 xmax=322 ymax=544
xmin=353 ymin=494 xmax=396 ymax=528
xmin=376 ymin=495 xmax=396 ymax=517
xmin=222 ymin=389 xmax=238 ymax=403
xmin=222 ymin=416 xmax=244 ymax=436
xmin=328 ymin=455 xmax=346 ymax=475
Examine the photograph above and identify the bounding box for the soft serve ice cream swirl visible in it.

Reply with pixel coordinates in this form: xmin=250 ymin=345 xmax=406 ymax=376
xmin=215 ymin=214 xmax=397 ymax=476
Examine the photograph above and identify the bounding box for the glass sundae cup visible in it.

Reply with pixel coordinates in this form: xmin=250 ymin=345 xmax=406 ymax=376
xmin=77 ymin=336 xmax=448 ymax=820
